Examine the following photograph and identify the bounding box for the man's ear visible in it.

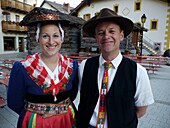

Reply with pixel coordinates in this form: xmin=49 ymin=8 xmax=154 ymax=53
xmin=120 ymin=31 xmax=124 ymax=41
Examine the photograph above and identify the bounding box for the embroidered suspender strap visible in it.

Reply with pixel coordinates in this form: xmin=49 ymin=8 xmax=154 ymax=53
xmin=25 ymin=98 xmax=71 ymax=116
xmin=97 ymin=62 xmax=112 ymax=128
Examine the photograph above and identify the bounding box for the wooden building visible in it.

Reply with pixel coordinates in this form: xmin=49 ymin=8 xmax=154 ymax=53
xmin=19 ymin=7 xmax=85 ymax=55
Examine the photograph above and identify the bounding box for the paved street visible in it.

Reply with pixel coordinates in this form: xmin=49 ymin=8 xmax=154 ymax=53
xmin=0 ymin=58 xmax=170 ymax=128
xmin=138 ymin=65 xmax=170 ymax=128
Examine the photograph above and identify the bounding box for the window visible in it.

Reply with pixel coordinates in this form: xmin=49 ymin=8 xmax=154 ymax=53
xmin=150 ymin=20 xmax=158 ymax=30
xmin=4 ymin=37 xmax=15 ymax=51
xmin=95 ymin=12 xmax=99 ymax=16
xmin=16 ymin=15 xmax=20 ymax=22
xmin=23 ymin=0 xmax=27 ymax=4
xmin=134 ymin=1 xmax=141 ymax=11
xmin=83 ymin=14 xmax=91 ymax=21
xmin=114 ymin=5 xmax=119 ymax=13
xmin=5 ymin=14 xmax=11 ymax=21
xmin=136 ymin=22 xmax=141 ymax=27
xmin=154 ymin=42 xmax=161 ymax=51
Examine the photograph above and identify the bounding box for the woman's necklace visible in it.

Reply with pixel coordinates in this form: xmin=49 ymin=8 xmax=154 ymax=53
xmin=54 ymin=74 xmax=57 ymax=81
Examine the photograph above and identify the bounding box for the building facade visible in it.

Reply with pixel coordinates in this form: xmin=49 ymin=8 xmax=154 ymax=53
xmin=0 ymin=0 xmax=35 ymax=54
xmin=72 ymin=0 xmax=170 ymax=54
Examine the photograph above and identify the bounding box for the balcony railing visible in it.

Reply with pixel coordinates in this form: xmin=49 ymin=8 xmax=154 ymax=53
xmin=2 ymin=21 xmax=27 ymax=33
xmin=1 ymin=0 xmax=34 ymax=14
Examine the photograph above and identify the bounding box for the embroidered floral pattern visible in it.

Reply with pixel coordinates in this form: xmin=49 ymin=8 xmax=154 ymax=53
xmin=20 ymin=53 xmax=73 ymax=95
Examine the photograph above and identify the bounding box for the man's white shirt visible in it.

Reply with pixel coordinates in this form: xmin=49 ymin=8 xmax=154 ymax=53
xmin=77 ymin=52 xmax=154 ymax=127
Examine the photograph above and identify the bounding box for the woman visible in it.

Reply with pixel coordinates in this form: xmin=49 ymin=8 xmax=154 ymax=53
xmin=7 ymin=13 xmax=78 ymax=128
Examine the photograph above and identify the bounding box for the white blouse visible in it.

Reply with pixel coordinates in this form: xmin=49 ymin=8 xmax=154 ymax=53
xmin=39 ymin=59 xmax=59 ymax=85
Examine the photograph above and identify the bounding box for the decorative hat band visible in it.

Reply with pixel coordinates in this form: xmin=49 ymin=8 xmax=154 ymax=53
xmin=36 ymin=14 xmax=60 ymax=21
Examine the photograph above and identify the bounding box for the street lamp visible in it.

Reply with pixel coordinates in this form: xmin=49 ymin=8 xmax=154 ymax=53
xmin=140 ymin=14 xmax=147 ymax=56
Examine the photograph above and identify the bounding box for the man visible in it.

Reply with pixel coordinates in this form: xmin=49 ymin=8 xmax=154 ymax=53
xmin=76 ymin=8 xmax=154 ymax=128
